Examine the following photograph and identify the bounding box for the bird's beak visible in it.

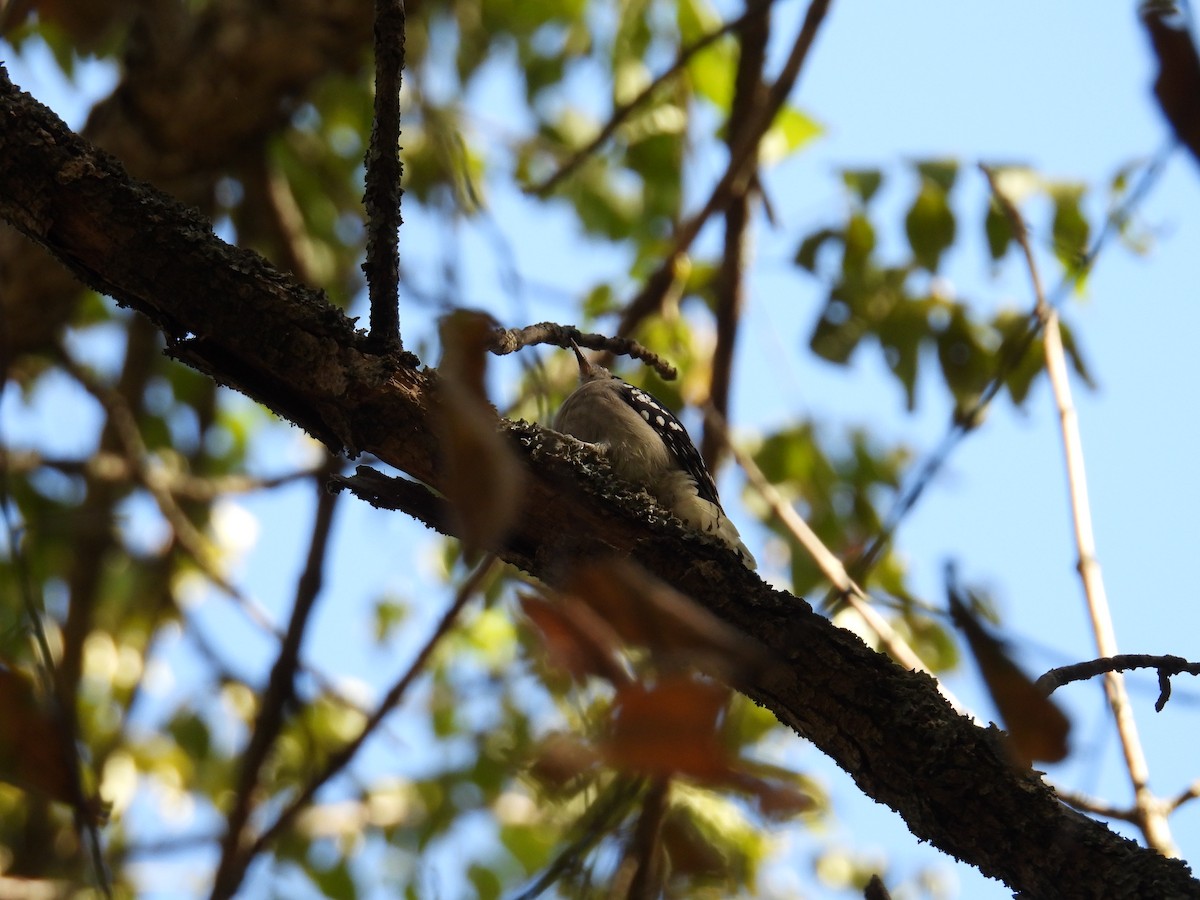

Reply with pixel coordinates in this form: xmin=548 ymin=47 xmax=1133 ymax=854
xmin=568 ymin=339 xmax=593 ymax=378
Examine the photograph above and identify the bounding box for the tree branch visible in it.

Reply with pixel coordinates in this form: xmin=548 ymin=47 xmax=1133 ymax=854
xmin=985 ymin=167 xmax=1173 ymax=854
xmin=210 ymin=464 xmax=340 ymax=900
xmin=364 ymin=0 xmax=406 ymax=351
xmin=1038 ymin=654 xmax=1200 ymax=712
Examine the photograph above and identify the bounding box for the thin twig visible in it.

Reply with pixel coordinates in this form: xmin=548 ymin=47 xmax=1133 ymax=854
xmin=984 ymin=168 xmax=1174 ymax=855
xmin=623 ymin=777 xmax=669 ymax=900
xmin=1168 ymin=780 xmax=1200 ymax=814
xmin=489 ymin=322 xmax=677 ymax=379
xmin=0 ymin=448 xmax=315 ymax=499
xmin=210 ymin=467 xmax=340 ymax=900
xmin=245 ymin=555 xmax=497 ymax=860
xmin=529 ymin=0 xmax=775 ymax=196
xmin=1037 ymin=653 xmax=1200 ymax=710
xmin=1055 ymin=787 xmax=1142 ymax=823
xmin=364 ymin=0 xmax=406 ymax=351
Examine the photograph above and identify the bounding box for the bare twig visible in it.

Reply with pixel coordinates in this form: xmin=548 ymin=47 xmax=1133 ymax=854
xmin=1056 ymin=788 xmax=1142 ymax=824
xmin=0 ymin=448 xmax=315 ymax=499
xmin=622 ymin=777 xmax=669 ymax=900
xmin=529 ymin=0 xmax=774 ymax=196
xmin=1059 ymin=778 xmax=1200 ymax=822
xmin=364 ymin=0 xmax=406 ymax=351
xmin=1037 ymin=654 xmax=1200 ymax=712
xmin=614 ymin=0 xmax=833 ymax=342
xmin=210 ymin=466 xmax=340 ymax=900
xmin=984 ymin=168 xmax=1174 ymax=854
xmin=245 ymin=555 xmax=498 ymax=860
xmin=1168 ymin=780 xmax=1200 ymax=814
xmin=489 ymin=322 xmax=677 ymax=380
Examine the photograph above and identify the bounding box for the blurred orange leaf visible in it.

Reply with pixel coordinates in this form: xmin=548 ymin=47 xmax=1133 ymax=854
xmin=721 ymin=765 xmax=817 ymax=820
xmin=566 ymin=560 xmax=769 ymax=681
xmin=519 ymin=593 xmax=629 ymax=685
xmin=603 ymin=676 xmax=732 ymax=780
xmin=0 ymin=666 xmax=79 ymax=809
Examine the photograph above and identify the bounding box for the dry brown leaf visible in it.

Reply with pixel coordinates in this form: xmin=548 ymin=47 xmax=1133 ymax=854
xmin=436 ymin=310 xmax=523 ymax=554
xmin=950 ymin=590 xmax=1070 ymax=766
xmin=1143 ymin=6 xmax=1200 ymax=167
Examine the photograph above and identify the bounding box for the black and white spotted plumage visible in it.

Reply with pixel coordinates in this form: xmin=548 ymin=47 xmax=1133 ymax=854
xmin=617 ymin=382 xmax=722 ymax=507
xmin=554 ymin=343 xmax=755 ymax=568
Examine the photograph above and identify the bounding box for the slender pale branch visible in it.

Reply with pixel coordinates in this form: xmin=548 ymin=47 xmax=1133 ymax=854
xmin=984 ymin=167 xmax=1175 ymax=855
xmin=708 ymin=406 xmax=967 ymax=714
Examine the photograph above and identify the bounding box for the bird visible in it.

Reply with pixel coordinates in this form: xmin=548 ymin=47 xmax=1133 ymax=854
xmin=554 ymin=342 xmax=755 ymax=568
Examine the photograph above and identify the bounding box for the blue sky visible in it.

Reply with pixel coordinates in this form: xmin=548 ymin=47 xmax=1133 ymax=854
xmin=5 ymin=1 xmax=1200 ymax=896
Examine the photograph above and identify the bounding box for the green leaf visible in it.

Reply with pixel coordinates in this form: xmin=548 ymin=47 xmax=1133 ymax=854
xmin=794 ymin=227 xmax=842 ymax=273
xmin=1050 ymin=184 xmax=1090 ymax=276
xmin=905 ymin=176 xmax=956 ymax=272
xmin=842 ymin=213 xmax=876 ymax=277
xmin=984 ymin=199 xmax=1014 ymax=262
xmin=499 ymin=822 xmax=556 ymax=873
xmin=1058 ymin=318 xmax=1096 ymax=388
xmin=760 ymin=106 xmax=823 ymax=165
xmin=468 ymin=864 xmax=502 ymax=900
xmin=935 ymin=307 xmax=990 ymax=409
xmin=992 ymin=309 xmax=1046 ymax=407
xmin=916 ymin=159 xmax=959 ymax=192
xmin=309 ymin=859 xmax=357 ymax=900
xmin=842 ymin=168 xmax=884 ymax=205
xmin=878 ymin=298 xmax=933 ymax=410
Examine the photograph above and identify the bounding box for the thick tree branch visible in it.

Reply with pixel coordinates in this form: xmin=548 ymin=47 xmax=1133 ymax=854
xmin=1 ymin=69 xmax=1197 ymax=899
xmin=0 ymin=0 xmax=374 ymax=358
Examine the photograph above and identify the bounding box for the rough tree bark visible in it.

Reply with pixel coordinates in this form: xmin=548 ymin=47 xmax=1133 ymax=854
xmin=0 ymin=68 xmax=1196 ymax=900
